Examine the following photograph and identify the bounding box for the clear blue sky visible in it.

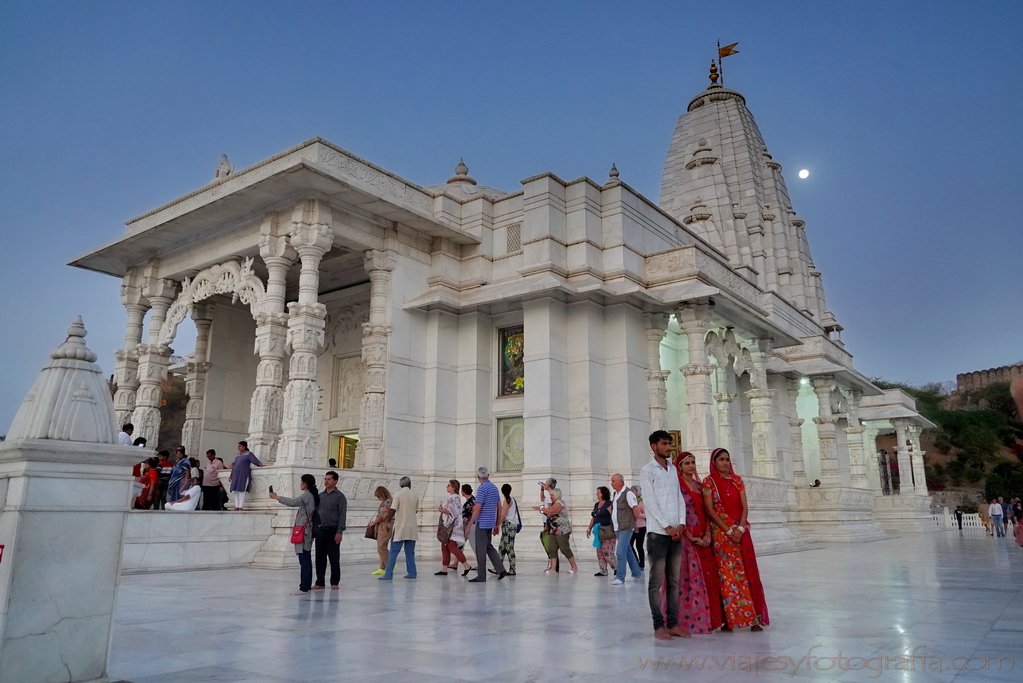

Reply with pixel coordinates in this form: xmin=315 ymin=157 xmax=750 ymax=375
xmin=1 ymin=1 xmax=1020 ymax=430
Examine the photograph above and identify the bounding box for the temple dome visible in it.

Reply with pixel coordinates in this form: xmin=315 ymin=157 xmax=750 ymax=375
xmin=426 ymin=159 xmax=510 ymax=202
xmin=6 ymin=317 xmax=118 ymax=443
xmin=658 ymin=76 xmax=831 ymax=322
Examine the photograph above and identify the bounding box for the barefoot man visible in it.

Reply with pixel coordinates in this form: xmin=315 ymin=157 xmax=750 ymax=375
xmin=639 ymin=430 xmax=689 ymax=640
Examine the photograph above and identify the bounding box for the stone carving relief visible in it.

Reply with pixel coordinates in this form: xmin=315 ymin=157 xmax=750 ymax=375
xmin=160 ymin=259 xmax=266 ymax=345
xmin=332 ymin=355 xmax=365 ymax=419
xmin=317 ymin=146 xmax=432 ymax=213
xmin=321 ymin=303 xmax=370 ymax=355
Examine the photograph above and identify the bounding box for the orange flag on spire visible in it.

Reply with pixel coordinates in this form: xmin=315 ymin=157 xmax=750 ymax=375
xmin=718 ymin=42 xmax=739 ymax=58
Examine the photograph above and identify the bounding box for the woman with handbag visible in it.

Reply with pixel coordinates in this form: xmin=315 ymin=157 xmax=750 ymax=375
xmin=498 ymin=483 xmax=520 ymax=576
xmin=535 ymin=489 xmax=578 ymax=575
xmin=585 ymin=486 xmax=616 ymax=577
xmin=435 ymin=479 xmax=470 ymax=576
xmin=367 ymin=486 xmax=393 ymax=576
xmin=269 ymin=473 xmax=319 ymax=595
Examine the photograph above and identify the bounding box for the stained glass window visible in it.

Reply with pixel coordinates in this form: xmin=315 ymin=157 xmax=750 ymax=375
xmin=499 ymin=326 xmax=524 ymax=396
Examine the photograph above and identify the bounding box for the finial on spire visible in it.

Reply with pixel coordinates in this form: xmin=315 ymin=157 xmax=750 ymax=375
xmin=709 ymin=61 xmax=719 ymax=85
xmin=609 ymin=163 xmax=619 ymax=179
xmin=455 ymin=158 xmax=468 ymax=177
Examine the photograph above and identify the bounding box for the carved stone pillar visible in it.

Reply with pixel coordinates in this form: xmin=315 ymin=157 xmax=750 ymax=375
xmin=131 ymin=274 xmax=178 ymax=445
xmin=908 ymin=423 xmax=928 ymax=495
xmin=359 ymin=249 xmax=397 ymax=470
xmin=248 ymin=216 xmax=297 ymax=462
xmin=844 ymin=390 xmax=868 ymax=488
xmin=278 ymin=202 xmax=333 ymax=466
xmin=714 ymin=374 xmax=736 ymax=456
xmin=113 ymin=268 xmax=150 ymax=427
xmin=181 ymin=304 xmax=212 ymax=457
xmin=892 ymin=418 xmax=913 ymax=495
xmin=746 ymin=338 xmax=779 ymax=479
xmin=675 ymin=304 xmax=715 ymax=463
xmin=786 ymin=379 xmax=807 ymax=487
xmin=644 ymin=313 xmax=670 ymax=431
xmin=811 ymin=376 xmax=840 ymax=486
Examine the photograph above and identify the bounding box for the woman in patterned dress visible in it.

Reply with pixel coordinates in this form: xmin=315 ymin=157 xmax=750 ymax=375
xmin=675 ymin=451 xmax=725 ymax=632
xmin=703 ymin=447 xmax=769 ymax=631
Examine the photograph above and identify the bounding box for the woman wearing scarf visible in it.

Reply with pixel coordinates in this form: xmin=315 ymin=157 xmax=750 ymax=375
xmin=702 ymin=447 xmax=769 ymax=631
xmin=674 ymin=451 xmax=724 ymax=632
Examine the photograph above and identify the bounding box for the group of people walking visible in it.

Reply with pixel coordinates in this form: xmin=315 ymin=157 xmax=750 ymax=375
xmin=641 ymin=430 xmax=769 ymax=640
xmin=979 ymin=496 xmax=1023 ymax=545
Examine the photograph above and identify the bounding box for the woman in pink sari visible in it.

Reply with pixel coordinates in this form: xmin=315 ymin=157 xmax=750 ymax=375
xmin=675 ymin=451 xmax=725 ymax=632
xmin=702 ymin=447 xmax=769 ymax=631
xmin=655 ymin=452 xmax=713 ymax=635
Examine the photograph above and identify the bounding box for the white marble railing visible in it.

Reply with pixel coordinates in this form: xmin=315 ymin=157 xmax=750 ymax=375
xmin=929 ymin=509 xmax=985 ymax=532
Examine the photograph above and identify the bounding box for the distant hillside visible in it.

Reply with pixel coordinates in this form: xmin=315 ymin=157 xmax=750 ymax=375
xmin=872 ymin=379 xmax=1023 ymax=502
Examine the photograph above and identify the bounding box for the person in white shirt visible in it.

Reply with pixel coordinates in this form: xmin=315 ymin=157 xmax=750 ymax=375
xmin=989 ymin=499 xmax=1005 ymax=537
xmin=166 ymin=483 xmax=202 ymax=512
xmin=639 ymin=430 xmax=687 ymax=641
xmin=609 ymin=473 xmax=643 ymax=585
xmin=118 ymin=423 xmax=134 ymax=446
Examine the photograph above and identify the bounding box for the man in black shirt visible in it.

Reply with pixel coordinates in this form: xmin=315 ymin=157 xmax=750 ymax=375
xmin=314 ymin=470 xmax=347 ymax=589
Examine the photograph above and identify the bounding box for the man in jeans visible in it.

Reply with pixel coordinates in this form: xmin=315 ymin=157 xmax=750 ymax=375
xmin=380 ymin=476 xmax=419 ymax=580
xmin=314 ymin=471 xmax=347 ymax=589
xmin=609 ymin=473 xmax=643 ymax=585
xmin=639 ymin=430 xmax=687 ymax=640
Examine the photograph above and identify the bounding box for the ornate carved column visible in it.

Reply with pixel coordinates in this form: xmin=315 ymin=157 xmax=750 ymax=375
xmin=811 ymin=376 xmax=840 ymax=486
xmin=131 ymin=273 xmax=179 ymax=445
xmin=181 ymin=304 xmax=212 ymax=456
xmin=248 ymin=216 xmax=297 ymax=462
xmin=112 ymin=268 xmax=150 ymax=427
xmin=746 ymin=338 xmax=780 ymax=479
xmin=644 ymin=313 xmax=670 ymax=431
xmin=908 ymin=423 xmax=928 ymax=495
xmin=359 ymin=249 xmax=397 ymax=470
xmin=714 ymin=366 xmax=736 ymax=454
xmin=786 ymin=379 xmax=807 ymax=487
xmin=892 ymin=418 xmax=913 ymax=495
xmin=675 ymin=304 xmax=715 ymax=463
xmin=278 ymin=202 xmax=333 ymax=466
xmin=844 ymin=390 xmax=868 ymax=488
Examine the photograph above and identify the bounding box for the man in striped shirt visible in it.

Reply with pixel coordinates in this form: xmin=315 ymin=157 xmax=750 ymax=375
xmin=466 ymin=466 xmax=509 ymax=582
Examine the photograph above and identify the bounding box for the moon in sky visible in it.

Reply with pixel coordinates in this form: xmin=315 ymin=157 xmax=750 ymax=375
xmin=798 ymin=169 xmax=810 ymax=179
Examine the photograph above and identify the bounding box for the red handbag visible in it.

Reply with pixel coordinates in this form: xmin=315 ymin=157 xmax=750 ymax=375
xmin=290 ymin=524 xmax=306 ymax=544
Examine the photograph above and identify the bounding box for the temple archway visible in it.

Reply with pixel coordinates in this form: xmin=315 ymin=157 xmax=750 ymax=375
xmin=158 ymin=258 xmax=266 ymax=346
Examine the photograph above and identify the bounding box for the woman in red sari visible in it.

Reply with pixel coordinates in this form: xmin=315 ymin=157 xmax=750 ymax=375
xmin=703 ymin=447 xmax=769 ymax=631
xmin=675 ymin=451 xmax=725 ymax=632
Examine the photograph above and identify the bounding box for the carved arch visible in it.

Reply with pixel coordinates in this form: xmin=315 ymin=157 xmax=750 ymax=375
xmin=159 ymin=258 xmax=266 ymax=345
xmin=705 ymin=328 xmax=751 ymax=378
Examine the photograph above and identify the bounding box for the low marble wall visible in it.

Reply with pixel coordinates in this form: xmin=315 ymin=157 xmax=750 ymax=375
xmin=121 ymin=511 xmax=275 ymax=574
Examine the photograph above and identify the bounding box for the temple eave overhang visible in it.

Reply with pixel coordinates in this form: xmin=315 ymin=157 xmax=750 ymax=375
xmin=69 ymin=143 xmax=480 ymax=278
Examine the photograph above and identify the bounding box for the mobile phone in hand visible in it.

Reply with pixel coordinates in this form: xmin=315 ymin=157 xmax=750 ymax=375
xmin=268 ymin=485 xmax=274 ymax=493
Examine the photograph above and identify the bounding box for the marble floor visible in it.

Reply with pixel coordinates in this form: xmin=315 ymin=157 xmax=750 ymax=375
xmin=108 ymin=530 xmax=1023 ymax=683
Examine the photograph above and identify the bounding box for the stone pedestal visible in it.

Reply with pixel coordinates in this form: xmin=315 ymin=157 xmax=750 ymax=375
xmin=0 ymin=441 xmax=139 ymax=683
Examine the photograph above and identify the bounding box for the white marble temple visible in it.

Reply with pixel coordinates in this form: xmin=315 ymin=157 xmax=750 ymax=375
xmin=72 ymin=67 xmax=935 ymax=557
xmin=107 ymin=532 xmax=1023 ymax=683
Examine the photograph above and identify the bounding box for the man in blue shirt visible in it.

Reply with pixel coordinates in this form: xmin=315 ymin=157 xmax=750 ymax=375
xmin=466 ymin=466 xmax=509 ymax=583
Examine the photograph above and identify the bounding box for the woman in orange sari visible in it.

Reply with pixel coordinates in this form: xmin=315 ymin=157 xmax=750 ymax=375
xmin=703 ymin=447 xmax=769 ymax=631
xmin=675 ymin=451 xmax=725 ymax=632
